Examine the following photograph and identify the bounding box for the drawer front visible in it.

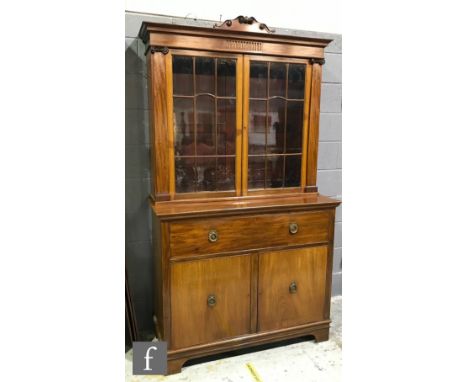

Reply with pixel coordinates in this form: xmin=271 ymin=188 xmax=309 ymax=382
xmin=258 ymin=246 xmax=328 ymax=332
xmin=170 ymin=255 xmax=251 ymax=349
xmin=169 ymin=210 xmax=331 ymax=257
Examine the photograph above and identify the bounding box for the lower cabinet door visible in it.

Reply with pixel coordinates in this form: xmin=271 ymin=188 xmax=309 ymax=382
xmin=258 ymin=246 xmax=328 ymax=332
xmin=170 ymin=255 xmax=252 ymax=349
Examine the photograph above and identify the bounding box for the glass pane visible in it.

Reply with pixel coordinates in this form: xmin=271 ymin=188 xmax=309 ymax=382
xmin=266 ymin=155 xmax=284 ymax=188
xmin=285 ymin=101 xmax=304 ymax=153
xmin=288 ymin=64 xmax=305 ymax=99
xmin=248 ymin=156 xmax=265 ymax=189
xmin=284 ymin=155 xmax=302 ymax=187
xmin=250 ymin=62 xmax=268 ymax=98
xmin=173 ymin=55 xmax=238 ymax=195
xmin=175 ymin=157 xmax=197 ymax=193
xmin=217 ymin=59 xmax=236 ymax=97
xmin=173 ymin=56 xmax=193 ymax=96
xmin=197 ymin=157 xmax=217 ymax=191
xmin=217 ymin=99 xmax=236 ymax=156
xmin=173 ymin=98 xmax=195 ymax=156
xmin=196 ymin=96 xmax=216 ymax=155
xmin=248 ymin=100 xmax=266 ymax=154
xmin=195 ymin=57 xmax=215 ymax=94
xmin=269 ymin=62 xmax=286 ymax=97
xmin=216 ymin=156 xmax=235 ymax=191
xmin=267 ymin=98 xmax=286 ymax=154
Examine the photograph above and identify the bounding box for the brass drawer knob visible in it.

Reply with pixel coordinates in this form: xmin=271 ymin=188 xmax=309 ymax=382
xmin=207 ymin=294 xmax=216 ymax=307
xmin=289 ymin=222 xmax=299 ymax=234
xmin=289 ymin=281 xmax=297 ymax=294
xmin=208 ymin=229 xmax=218 ymax=243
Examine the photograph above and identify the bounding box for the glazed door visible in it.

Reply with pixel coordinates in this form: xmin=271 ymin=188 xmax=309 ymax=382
xmin=169 ymin=50 xmax=243 ymax=198
xmin=257 ymin=246 xmax=328 ymax=332
xmin=165 ymin=52 xmax=314 ymax=199
xmin=170 ymin=254 xmax=252 ymax=349
xmin=242 ymin=56 xmax=312 ymax=195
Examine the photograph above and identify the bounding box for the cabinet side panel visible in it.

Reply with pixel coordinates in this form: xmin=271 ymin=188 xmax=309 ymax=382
xmin=250 ymin=253 xmax=259 ymax=333
xmin=165 ymin=53 xmax=175 ymax=196
xmin=306 ymin=62 xmax=323 ymax=190
xmin=324 ymin=208 xmax=336 ymax=319
xmin=235 ymin=55 xmax=243 ymax=196
xmin=152 ymin=213 xmax=164 ymax=339
xmin=148 ymin=52 xmax=171 ymax=200
xmin=241 ymin=56 xmax=250 ymax=196
xmin=161 ymin=221 xmax=172 ymax=344
xmin=146 ymin=53 xmax=156 ymax=197
xmin=301 ymin=64 xmax=312 ymax=190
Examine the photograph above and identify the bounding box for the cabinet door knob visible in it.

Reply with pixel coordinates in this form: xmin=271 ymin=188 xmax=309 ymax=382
xmin=207 ymin=294 xmax=217 ymax=307
xmin=208 ymin=229 xmax=218 ymax=243
xmin=289 ymin=222 xmax=299 ymax=234
xmin=289 ymin=281 xmax=297 ymax=294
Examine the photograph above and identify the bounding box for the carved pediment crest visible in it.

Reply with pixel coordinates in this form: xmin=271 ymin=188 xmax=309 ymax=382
xmin=214 ymin=16 xmax=275 ymax=33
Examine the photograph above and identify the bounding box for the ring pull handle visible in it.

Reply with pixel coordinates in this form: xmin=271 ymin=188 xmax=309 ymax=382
xmin=208 ymin=229 xmax=218 ymax=243
xmin=289 ymin=281 xmax=297 ymax=294
xmin=207 ymin=294 xmax=216 ymax=307
xmin=289 ymin=222 xmax=299 ymax=234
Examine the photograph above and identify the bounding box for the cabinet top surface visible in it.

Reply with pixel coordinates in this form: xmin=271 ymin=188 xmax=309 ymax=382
xmin=152 ymin=193 xmax=340 ymax=219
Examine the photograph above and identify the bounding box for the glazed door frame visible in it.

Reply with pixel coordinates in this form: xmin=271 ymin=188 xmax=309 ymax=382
xmin=168 ymin=49 xmax=244 ymax=200
xmin=148 ymin=49 xmax=321 ymax=200
xmin=241 ymin=55 xmax=313 ymax=196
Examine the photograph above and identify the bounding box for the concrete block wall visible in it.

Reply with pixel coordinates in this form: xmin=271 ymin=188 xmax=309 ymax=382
xmin=125 ymin=11 xmax=342 ymax=335
xmin=319 ymin=46 xmax=342 ymax=296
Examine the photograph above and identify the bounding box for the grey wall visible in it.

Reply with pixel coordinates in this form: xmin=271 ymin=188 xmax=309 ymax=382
xmin=319 ymin=38 xmax=342 ymax=297
xmin=125 ymin=11 xmax=342 ymax=337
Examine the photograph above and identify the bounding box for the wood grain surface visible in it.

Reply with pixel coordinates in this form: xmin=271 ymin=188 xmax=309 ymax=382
xmin=170 ymin=255 xmax=252 ymax=349
xmin=169 ymin=210 xmax=331 ymax=257
xmin=258 ymin=246 xmax=328 ymax=331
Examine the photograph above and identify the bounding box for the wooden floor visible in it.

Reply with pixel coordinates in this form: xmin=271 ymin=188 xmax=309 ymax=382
xmin=125 ymin=296 xmax=342 ymax=382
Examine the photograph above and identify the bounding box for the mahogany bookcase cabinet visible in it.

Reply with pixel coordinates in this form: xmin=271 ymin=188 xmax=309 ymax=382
xmin=138 ymin=16 xmax=341 ymax=374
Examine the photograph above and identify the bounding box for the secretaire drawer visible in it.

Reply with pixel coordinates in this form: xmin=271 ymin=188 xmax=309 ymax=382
xmin=169 ymin=210 xmax=332 ymax=257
